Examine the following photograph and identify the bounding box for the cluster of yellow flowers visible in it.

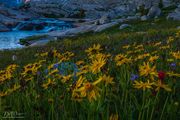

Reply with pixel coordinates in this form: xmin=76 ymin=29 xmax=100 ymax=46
xmin=0 ymin=64 xmax=18 ymax=84
xmin=0 ymin=30 xmax=180 ymax=104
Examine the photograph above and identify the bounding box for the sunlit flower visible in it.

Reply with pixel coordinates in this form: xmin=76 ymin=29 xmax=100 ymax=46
xmin=153 ymin=42 xmax=161 ymax=47
xmin=135 ymin=44 xmax=143 ymax=49
xmin=74 ymin=76 xmax=86 ymax=89
xmin=139 ymin=62 xmax=157 ymax=80
xmin=122 ymin=45 xmax=130 ymax=49
xmin=109 ymin=114 xmax=119 ymax=120
xmin=74 ymin=78 xmax=102 ymax=102
xmin=135 ymin=53 xmax=150 ymax=61
xmin=76 ymin=60 xmax=85 ymax=66
xmin=40 ymin=52 xmax=48 ymax=57
xmin=167 ymin=36 xmax=174 ymax=44
xmin=85 ymin=44 xmax=102 ymax=56
xmin=42 ymin=78 xmax=56 ymax=89
xmin=77 ymin=65 xmax=89 ymax=76
xmin=171 ymin=51 xmax=180 ymax=59
xmin=98 ymin=74 xmax=114 ymax=85
xmin=115 ymin=54 xmax=131 ymax=66
xmin=0 ymin=84 xmax=21 ymax=97
xmin=90 ymin=55 xmax=107 ymax=74
xmin=154 ymin=80 xmax=172 ymax=92
xmin=166 ymin=72 xmax=180 ymax=77
xmin=160 ymin=45 xmax=170 ymax=50
xmin=61 ymin=74 xmax=73 ymax=83
xmin=80 ymin=82 xmax=101 ymax=102
xmin=133 ymin=80 xmax=154 ymax=91
xmin=47 ymin=69 xmax=59 ymax=76
xmin=149 ymin=55 xmax=159 ymax=62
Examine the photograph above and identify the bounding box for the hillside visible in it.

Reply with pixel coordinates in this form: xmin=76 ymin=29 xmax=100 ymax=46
xmin=0 ymin=0 xmax=180 ymax=119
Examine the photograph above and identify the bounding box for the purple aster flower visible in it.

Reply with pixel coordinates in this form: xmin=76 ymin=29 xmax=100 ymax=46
xmin=37 ymin=71 xmax=41 ymax=75
xmin=130 ymin=74 xmax=139 ymax=81
xmin=53 ymin=63 xmax=59 ymax=69
xmin=170 ymin=63 xmax=176 ymax=70
xmin=44 ymin=69 xmax=49 ymax=74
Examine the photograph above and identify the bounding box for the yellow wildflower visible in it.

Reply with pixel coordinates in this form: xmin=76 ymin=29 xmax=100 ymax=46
xmin=160 ymin=45 xmax=170 ymax=50
xmin=115 ymin=54 xmax=131 ymax=66
xmin=135 ymin=44 xmax=143 ymax=49
xmin=153 ymin=42 xmax=161 ymax=47
xmin=154 ymin=80 xmax=172 ymax=92
xmin=122 ymin=45 xmax=130 ymax=49
xmin=109 ymin=114 xmax=119 ymax=120
xmin=133 ymin=80 xmax=154 ymax=91
xmin=166 ymin=72 xmax=180 ymax=77
xmin=76 ymin=60 xmax=85 ymax=66
xmin=149 ymin=55 xmax=159 ymax=62
xmin=167 ymin=36 xmax=174 ymax=44
xmin=47 ymin=69 xmax=59 ymax=76
xmin=79 ymin=82 xmax=101 ymax=102
xmin=61 ymin=74 xmax=73 ymax=83
xmin=85 ymin=44 xmax=102 ymax=56
xmin=98 ymin=74 xmax=114 ymax=85
xmin=139 ymin=62 xmax=157 ymax=80
xmin=40 ymin=52 xmax=48 ymax=57
xmin=77 ymin=65 xmax=89 ymax=76
xmin=171 ymin=51 xmax=180 ymax=59
xmin=134 ymin=53 xmax=150 ymax=61
xmin=42 ymin=78 xmax=56 ymax=89
xmin=90 ymin=55 xmax=107 ymax=74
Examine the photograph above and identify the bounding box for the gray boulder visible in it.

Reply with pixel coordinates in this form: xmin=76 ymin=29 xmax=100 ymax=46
xmin=48 ymin=25 xmax=97 ymax=37
xmin=141 ymin=15 xmax=148 ymax=21
xmin=98 ymin=15 xmax=111 ymax=25
xmin=126 ymin=16 xmax=140 ymax=21
xmin=167 ymin=7 xmax=180 ymax=20
xmin=162 ymin=0 xmax=174 ymax=8
xmin=0 ymin=23 xmax=10 ymax=32
xmin=0 ymin=14 xmax=19 ymax=27
xmin=119 ymin=24 xmax=131 ymax=30
xmin=94 ymin=22 xmax=118 ymax=32
xmin=147 ymin=5 xmax=161 ymax=18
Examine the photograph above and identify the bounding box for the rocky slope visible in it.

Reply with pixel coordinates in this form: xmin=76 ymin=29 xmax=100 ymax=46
xmin=29 ymin=0 xmax=179 ymax=19
xmin=0 ymin=0 xmax=180 ymax=33
xmin=0 ymin=4 xmax=39 ymax=31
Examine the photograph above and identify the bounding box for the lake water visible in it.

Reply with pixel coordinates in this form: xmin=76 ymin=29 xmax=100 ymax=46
xmin=0 ymin=18 xmax=72 ymax=50
xmin=0 ymin=31 xmax=40 ymax=50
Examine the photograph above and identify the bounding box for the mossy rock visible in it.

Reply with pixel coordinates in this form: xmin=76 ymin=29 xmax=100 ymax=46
xmin=19 ymin=35 xmax=48 ymax=46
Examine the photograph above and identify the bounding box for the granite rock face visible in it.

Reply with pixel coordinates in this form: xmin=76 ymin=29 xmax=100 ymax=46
xmin=167 ymin=5 xmax=180 ymax=20
xmin=147 ymin=5 xmax=161 ymax=18
xmin=0 ymin=4 xmax=39 ymax=31
xmin=29 ymin=0 xmax=175 ymax=19
xmin=0 ymin=23 xmax=10 ymax=32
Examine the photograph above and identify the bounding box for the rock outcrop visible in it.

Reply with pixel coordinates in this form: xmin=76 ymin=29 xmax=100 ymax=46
xmin=147 ymin=5 xmax=161 ymax=18
xmin=0 ymin=4 xmax=39 ymax=31
xmin=0 ymin=23 xmax=10 ymax=32
xmin=28 ymin=0 xmax=179 ymax=20
xmin=167 ymin=5 xmax=180 ymax=21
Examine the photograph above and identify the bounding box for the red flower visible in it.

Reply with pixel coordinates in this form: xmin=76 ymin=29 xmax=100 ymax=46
xmin=158 ymin=71 xmax=166 ymax=81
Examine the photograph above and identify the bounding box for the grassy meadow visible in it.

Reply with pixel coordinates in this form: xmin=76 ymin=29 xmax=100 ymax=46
xmin=0 ymin=18 xmax=180 ymax=119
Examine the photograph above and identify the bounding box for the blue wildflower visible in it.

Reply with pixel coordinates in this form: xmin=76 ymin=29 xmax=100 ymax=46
xmin=44 ymin=69 xmax=49 ymax=74
xmin=170 ymin=63 xmax=176 ymax=70
xmin=130 ymin=74 xmax=139 ymax=81
xmin=53 ymin=63 xmax=59 ymax=69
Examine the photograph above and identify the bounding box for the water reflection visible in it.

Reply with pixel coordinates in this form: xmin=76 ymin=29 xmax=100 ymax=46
xmin=0 ymin=31 xmax=39 ymax=49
